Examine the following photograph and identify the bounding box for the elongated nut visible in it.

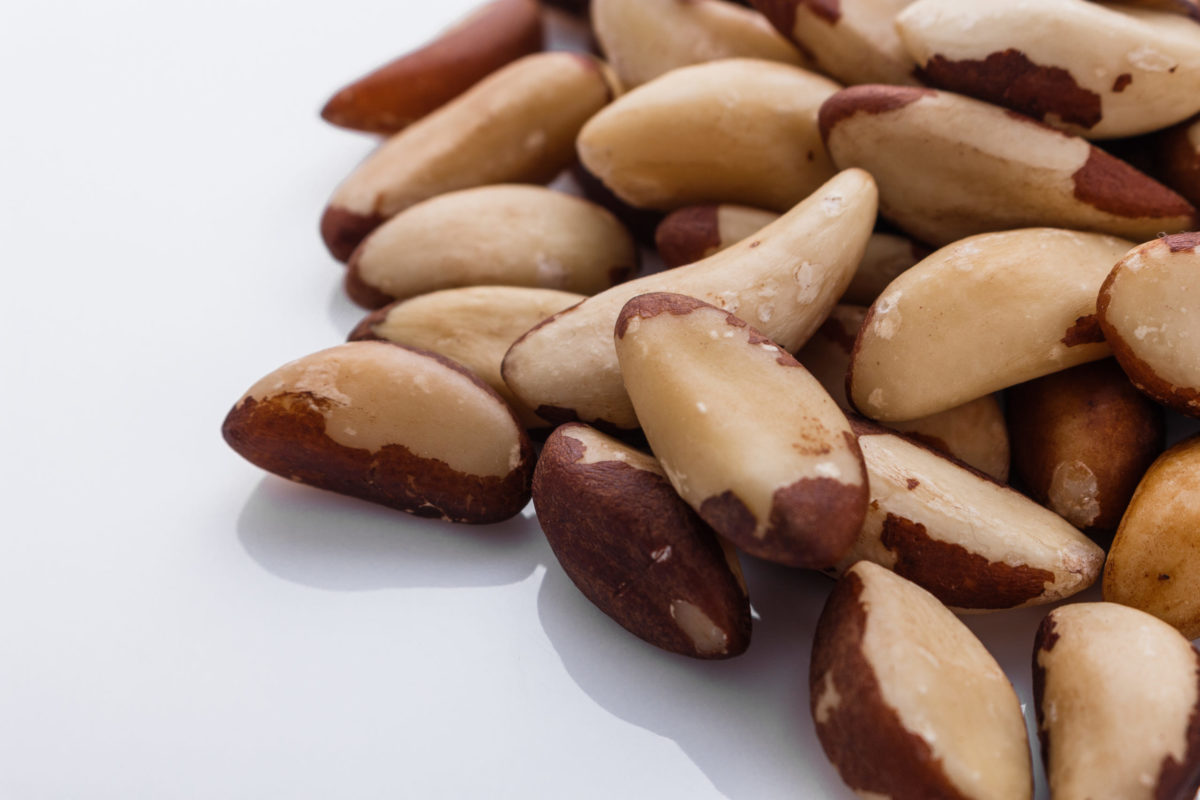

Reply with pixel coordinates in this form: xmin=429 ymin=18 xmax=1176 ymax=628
xmin=655 ymin=204 xmax=780 ymax=268
xmin=896 ymin=0 xmax=1200 ymax=139
xmin=819 ymin=85 xmax=1198 ymax=246
xmin=1104 ymin=435 xmax=1200 ymax=639
xmin=843 ymin=231 xmax=927 ymax=306
xmin=832 ymin=419 xmax=1104 ymax=610
xmin=348 ymin=286 xmax=584 ymax=428
xmin=343 ymin=185 xmax=636 ymax=309
xmin=1098 ymin=233 xmax=1200 ymax=417
xmin=1007 ymin=359 xmax=1164 ymax=537
xmin=811 ymin=561 xmax=1033 ymax=800
xmin=320 ymin=52 xmax=618 ymax=262
xmin=577 ymin=59 xmax=840 ymax=212
xmin=221 ymin=341 xmax=534 ymax=523
xmin=320 ymin=0 xmax=543 ymax=134
xmin=533 ymin=423 xmax=751 ymax=657
xmin=502 ymin=168 xmax=877 ymax=431
xmin=849 ymin=228 xmax=1133 ymax=422
xmin=614 ymin=293 xmax=867 ymax=568
xmin=1154 ymin=115 xmax=1200 ymax=205
xmin=1033 ymin=603 xmax=1200 ymax=800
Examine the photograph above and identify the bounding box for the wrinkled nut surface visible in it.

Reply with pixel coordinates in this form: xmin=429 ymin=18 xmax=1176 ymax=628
xmin=811 ymin=561 xmax=1033 ymax=800
xmin=502 ymin=169 xmax=877 ymax=431
xmin=614 ymin=293 xmax=867 ymax=568
xmin=321 ymin=52 xmax=618 ymax=262
xmin=592 ymin=0 xmax=805 ymax=89
xmin=832 ymin=419 xmax=1104 ymax=611
xmin=577 ymin=58 xmax=840 ymax=212
xmin=343 ymin=185 xmax=636 ymax=308
xmin=896 ymin=0 xmax=1200 ymax=139
xmin=655 ymin=204 xmax=780 ymax=268
xmin=820 ymin=85 xmax=1198 ymax=246
xmin=221 ymin=341 xmax=534 ymax=523
xmin=532 ymin=423 xmax=751 ymax=658
xmin=1033 ymin=603 xmax=1200 ymax=800
xmin=1098 ymin=232 xmax=1200 ymax=417
xmin=1104 ymin=435 xmax=1200 ymax=640
xmin=1007 ymin=359 xmax=1164 ymax=537
xmin=1155 ymin=114 xmax=1200 ymax=205
xmin=319 ymin=0 xmax=543 ymax=134
xmin=850 ymin=228 xmax=1132 ymax=422
xmin=347 ymin=285 xmax=584 ymax=428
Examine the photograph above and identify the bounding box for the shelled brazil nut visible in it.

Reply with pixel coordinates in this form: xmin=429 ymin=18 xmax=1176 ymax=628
xmin=1153 ymin=114 xmax=1200 ymax=205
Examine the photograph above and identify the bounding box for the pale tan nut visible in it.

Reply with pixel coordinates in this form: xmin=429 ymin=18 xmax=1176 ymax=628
xmin=896 ymin=0 xmax=1200 ymax=139
xmin=501 ymin=168 xmax=877 ymax=431
xmin=347 ymin=286 xmax=584 ymax=428
xmin=342 ymin=185 xmax=637 ymax=309
xmin=1033 ymin=603 xmax=1200 ymax=800
xmin=320 ymin=52 xmax=619 ymax=262
xmin=819 ymin=85 xmax=1198 ymax=246
xmin=849 ymin=228 xmax=1133 ymax=422
xmin=591 ymin=0 xmax=807 ymax=90
xmin=221 ymin=341 xmax=535 ymax=523
xmin=1007 ymin=359 xmax=1164 ymax=538
xmin=1098 ymin=233 xmax=1200 ymax=417
xmin=811 ymin=561 xmax=1033 ymax=800
xmin=577 ymin=58 xmax=840 ymax=212
xmin=1104 ymin=435 xmax=1200 ymax=640
xmin=843 ymin=230 xmax=928 ymax=306
xmin=532 ymin=423 xmax=751 ymax=657
xmin=319 ymin=0 xmax=543 ymax=135
xmin=1153 ymin=114 xmax=1200 ymax=206
xmin=614 ymin=293 xmax=867 ymax=568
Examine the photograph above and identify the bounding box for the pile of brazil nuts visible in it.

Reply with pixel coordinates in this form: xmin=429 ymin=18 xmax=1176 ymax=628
xmin=221 ymin=0 xmax=1200 ymax=796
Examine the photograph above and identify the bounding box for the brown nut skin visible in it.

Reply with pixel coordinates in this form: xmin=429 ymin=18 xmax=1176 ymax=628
xmin=1007 ymin=359 xmax=1165 ymax=540
xmin=533 ymin=423 xmax=751 ymax=658
xmin=1154 ymin=115 xmax=1200 ymax=206
xmin=320 ymin=0 xmax=543 ymax=135
xmin=654 ymin=204 xmax=780 ymax=268
xmin=221 ymin=341 xmax=534 ymax=524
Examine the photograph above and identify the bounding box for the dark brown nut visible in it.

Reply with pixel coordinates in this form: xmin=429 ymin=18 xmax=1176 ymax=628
xmin=343 ymin=185 xmax=636 ymax=309
xmin=819 ymin=85 xmax=1198 ymax=246
xmin=654 ymin=204 xmax=779 ymax=268
xmin=1098 ymin=233 xmax=1200 ymax=417
xmin=1033 ymin=603 xmax=1200 ymax=800
xmin=1007 ymin=359 xmax=1165 ymax=538
xmin=1121 ymin=0 xmax=1200 ymax=20
xmin=320 ymin=0 xmax=543 ymax=135
xmin=614 ymin=293 xmax=867 ymax=568
xmin=532 ymin=423 xmax=751 ymax=658
xmin=1153 ymin=114 xmax=1200 ymax=206
xmin=221 ymin=341 xmax=534 ymax=523
xmin=320 ymin=52 xmax=618 ymax=262
xmin=542 ymin=0 xmax=590 ymax=13
xmin=348 ymin=286 xmax=584 ymax=428
xmin=811 ymin=561 xmax=1033 ymax=800
xmin=1103 ymin=435 xmax=1200 ymax=639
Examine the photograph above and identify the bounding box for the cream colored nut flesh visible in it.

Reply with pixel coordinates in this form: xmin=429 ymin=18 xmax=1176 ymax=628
xmin=1098 ymin=232 xmax=1200 ymax=417
xmin=501 ymin=169 xmax=877 ymax=431
xmin=347 ymin=286 xmax=584 ymax=428
xmin=896 ymin=0 xmax=1200 ymax=139
xmin=320 ymin=52 xmax=619 ymax=262
xmin=591 ymin=0 xmax=806 ymax=89
xmin=831 ymin=420 xmax=1103 ymax=611
xmin=577 ymin=58 xmax=840 ymax=212
xmin=811 ymin=561 xmax=1033 ymax=800
xmin=614 ymin=293 xmax=867 ymax=568
xmin=221 ymin=341 xmax=534 ymax=523
xmin=843 ymin=231 xmax=927 ymax=306
xmin=849 ymin=228 xmax=1133 ymax=422
xmin=343 ymin=185 xmax=636 ymax=308
xmin=1104 ymin=435 xmax=1200 ymax=640
xmin=819 ymin=85 xmax=1198 ymax=246
xmin=1034 ymin=603 xmax=1200 ymax=800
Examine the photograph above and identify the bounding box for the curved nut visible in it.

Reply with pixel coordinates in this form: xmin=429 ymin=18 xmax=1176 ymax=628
xmin=655 ymin=204 xmax=780 ymax=268
xmin=533 ymin=423 xmax=751 ymax=658
xmin=1154 ymin=114 xmax=1200 ymax=206
xmin=221 ymin=341 xmax=534 ymax=523
xmin=843 ymin=231 xmax=927 ymax=306
xmin=1121 ymin=0 xmax=1200 ymax=20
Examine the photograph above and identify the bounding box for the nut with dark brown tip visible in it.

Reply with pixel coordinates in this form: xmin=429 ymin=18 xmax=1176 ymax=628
xmin=1153 ymin=114 xmax=1200 ymax=206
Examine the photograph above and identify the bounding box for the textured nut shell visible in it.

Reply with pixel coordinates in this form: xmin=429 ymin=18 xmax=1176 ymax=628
xmin=577 ymin=58 xmax=840 ymax=212
xmin=811 ymin=561 xmax=1032 ymax=800
xmin=221 ymin=341 xmax=534 ymax=523
xmin=614 ymin=293 xmax=866 ymax=568
xmin=655 ymin=204 xmax=780 ymax=268
xmin=1034 ymin=603 xmax=1200 ymax=800
xmin=532 ymin=423 xmax=751 ymax=658
xmin=849 ymin=228 xmax=1132 ymax=422
xmin=502 ymin=168 xmax=877 ymax=431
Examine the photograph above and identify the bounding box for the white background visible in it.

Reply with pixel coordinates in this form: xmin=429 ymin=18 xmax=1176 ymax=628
xmin=0 ymin=2 xmax=1187 ymax=798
